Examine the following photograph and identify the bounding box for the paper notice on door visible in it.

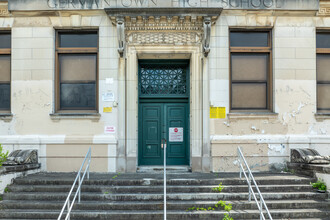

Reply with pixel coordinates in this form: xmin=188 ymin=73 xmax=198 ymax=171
xmin=169 ymin=127 xmax=183 ymax=142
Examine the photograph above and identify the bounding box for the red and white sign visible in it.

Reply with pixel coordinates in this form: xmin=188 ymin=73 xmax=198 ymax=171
xmin=104 ymin=126 xmax=116 ymax=134
xmin=169 ymin=127 xmax=183 ymax=142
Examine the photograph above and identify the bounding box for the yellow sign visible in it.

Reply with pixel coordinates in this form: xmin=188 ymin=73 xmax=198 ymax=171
xmin=103 ymin=107 xmax=113 ymax=113
xmin=210 ymin=107 xmax=226 ymax=119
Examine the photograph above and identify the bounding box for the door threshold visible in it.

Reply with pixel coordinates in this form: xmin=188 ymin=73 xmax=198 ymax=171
xmin=137 ymin=166 xmax=191 ymax=173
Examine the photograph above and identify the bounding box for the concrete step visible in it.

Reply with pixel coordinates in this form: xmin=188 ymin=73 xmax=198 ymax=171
xmin=1 ymin=199 xmax=329 ymax=211
xmin=0 ymin=209 xmax=329 ymax=220
xmin=7 ymin=184 xmax=315 ymax=193
xmin=3 ymin=191 xmax=329 ymax=202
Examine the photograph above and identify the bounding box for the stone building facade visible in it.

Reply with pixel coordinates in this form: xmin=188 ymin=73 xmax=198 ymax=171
xmin=0 ymin=0 xmax=329 ymax=173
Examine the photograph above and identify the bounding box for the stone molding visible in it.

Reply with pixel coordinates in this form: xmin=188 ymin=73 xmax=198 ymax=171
xmin=319 ymin=0 xmax=330 ymax=16
xmin=0 ymin=3 xmax=9 ymax=17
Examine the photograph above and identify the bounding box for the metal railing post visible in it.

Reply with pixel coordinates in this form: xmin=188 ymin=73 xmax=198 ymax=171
xmin=237 ymin=147 xmax=273 ymax=220
xmin=78 ymin=172 xmax=81 ymax=203
xmin=260 ymin=199 xmax=263 ymax=220
xmin=162 ymin=139 xmax=167 ymax=220
xmin=58 ymin=147 xmax=92 ymax=220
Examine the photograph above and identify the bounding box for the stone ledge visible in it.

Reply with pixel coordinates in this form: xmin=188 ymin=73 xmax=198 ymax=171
xmin=49 ymin=113 xmax=101 ymax=121
xmin=0 ymin=163 xmax=41 ymax=175
xmin=227 ymin=112 xmax=278 ymax=119
xmin=0 ymin=113 xmax=13 ymax=122
xmin=287 ymin=162 xmax=330 ymax=176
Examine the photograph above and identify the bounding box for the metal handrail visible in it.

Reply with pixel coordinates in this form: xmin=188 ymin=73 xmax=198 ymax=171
xmin=58 ymin=147 xmax=91 ymax=220
xmin=161 ymin=138 xmax=167 ymax=220
xmin=237 ymin=147 xmax=273 ymax=220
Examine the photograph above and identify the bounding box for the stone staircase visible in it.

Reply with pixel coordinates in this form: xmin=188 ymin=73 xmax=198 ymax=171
xmin=0 ymin=172 xmax=329 ymax=219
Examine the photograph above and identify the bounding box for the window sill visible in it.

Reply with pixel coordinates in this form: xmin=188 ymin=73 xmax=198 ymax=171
xmin=0 ymin=113 xmax=13 ymax=122
xmin=228 ymin=112 xmax=278 ymax=119
xmin=315 ymin=113 xmax=330 ymax=120
xmin=50 ymin=113 xmax=101 ymax=121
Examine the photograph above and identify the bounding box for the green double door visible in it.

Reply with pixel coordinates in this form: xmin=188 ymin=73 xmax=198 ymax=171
xmin=138 ymin=60 xmax=190 ymax=166
xmin=139 ymin=102 xmax=189 ymax=165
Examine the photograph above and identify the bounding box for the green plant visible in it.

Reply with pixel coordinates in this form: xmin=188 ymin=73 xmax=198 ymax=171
xmin=0 ymin=195 xmax=2 ymax=201
xmin=0 ymin=144 xmax=8 ymax=167
xmin=104 ymin=191 xmax=109 ymax=194
xmin=4 ymin=187 xmax=9 ymax=193
xmin=212 ymin=183 xmax=224 ymax=193
xmin=311 ymin=179 xmax=327 ymax=191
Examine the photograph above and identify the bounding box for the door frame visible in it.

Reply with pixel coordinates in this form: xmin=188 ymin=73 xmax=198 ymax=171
xmin=119 ymin=45 xmax=210 ymax=172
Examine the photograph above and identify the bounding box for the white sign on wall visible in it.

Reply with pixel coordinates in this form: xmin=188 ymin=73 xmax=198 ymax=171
xmin=169 ymin=127 xmax=183 ymax=142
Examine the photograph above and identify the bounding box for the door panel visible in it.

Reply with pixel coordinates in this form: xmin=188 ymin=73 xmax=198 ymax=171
xmin=139 ymin=104 xmax=163 ymax=165
xmin=139 ymin=102 xmax=189 ymax=165
xmin=166 ymin=104 xmax=188 ymax=165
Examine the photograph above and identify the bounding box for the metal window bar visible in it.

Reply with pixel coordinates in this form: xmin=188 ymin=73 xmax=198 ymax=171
xmin=58 ymin=147 xmax=92 ymax=220
xmin=237 ymin=147 xmax=273 ymax=220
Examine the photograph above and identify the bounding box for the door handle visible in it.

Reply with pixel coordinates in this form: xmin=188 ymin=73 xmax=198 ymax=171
xmin=161 ymin=138 xmax=167 ymax=149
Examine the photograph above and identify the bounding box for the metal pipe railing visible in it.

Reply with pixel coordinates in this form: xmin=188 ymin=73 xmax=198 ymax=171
xmin=161 ymin=138 xmax=167 ymax=220
xmin=58 ymin=147 xmax=91 ymax=220
xmin=237 ymin=147 xmax=273 ymax=220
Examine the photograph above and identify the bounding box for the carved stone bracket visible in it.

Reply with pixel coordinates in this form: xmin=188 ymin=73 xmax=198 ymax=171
xmin=116 ymin=17 xmax=125 ymax=58
xmin=106 ymin=8 xmax=222 ymax=57
xmin=203 ymin=17 xmax=211 ymax=57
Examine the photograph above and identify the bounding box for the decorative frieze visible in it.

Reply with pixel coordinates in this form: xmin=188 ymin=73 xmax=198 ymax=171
xmin=127 ymin=31 xmax=202 ymax=45
xmin=0 ymin=6 xmax=9 ymax=17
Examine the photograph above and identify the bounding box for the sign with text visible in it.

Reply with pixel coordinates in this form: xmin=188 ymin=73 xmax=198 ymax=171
xmin=103 ymin=107 xmax=113 ymax=113
xmin=169 ymin=127 xmax=183 ymax=142
xmin=104 ymin=126 xmax=116 ymax=134
xmin=9 ymin=0 xmax=319 ymax=11
xmin=210 ymin=107 xmax=226 ymax=119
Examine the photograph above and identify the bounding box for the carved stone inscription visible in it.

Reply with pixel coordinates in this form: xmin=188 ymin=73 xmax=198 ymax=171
xmin=8 ymin=0 xmax=319 ymax=11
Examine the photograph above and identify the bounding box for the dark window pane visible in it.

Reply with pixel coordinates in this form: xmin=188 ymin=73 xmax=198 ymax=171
xmin=0 ymin=55 xmax=10 ymax=82
xmin=230 ymin=31 xmax=269 ymax=47
xmin=317 ymin=33 xmax=330 ymax=48
xmin=59 ymin=54 xmax=96 ymax=82
xmin=232 ymin=53 xmax=268 ymax=81
xmin=0 ymin=84 xmax=10 ymax=110
xmin=317 ymin=54 xmax=330 ymax=82
xmin=317 ymin=84 xmax=330 ymax=110
xmin=59 ymin=32 xmax=98 ymax=48
xmin=0 ymin=34 xmax=11 ymax=49
xmin=232 ymin=83 xmax=267 ymax=109
xmin=60 ymin=83 xmax=96 ymax=109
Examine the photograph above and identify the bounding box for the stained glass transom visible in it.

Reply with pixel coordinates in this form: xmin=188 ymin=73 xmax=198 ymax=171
xmin=139 ymin=63 xmax=188 ymax=97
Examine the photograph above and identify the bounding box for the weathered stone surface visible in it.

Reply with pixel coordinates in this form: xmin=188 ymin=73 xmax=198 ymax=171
xmin=8 ymin=0 xmax=319 ymax=11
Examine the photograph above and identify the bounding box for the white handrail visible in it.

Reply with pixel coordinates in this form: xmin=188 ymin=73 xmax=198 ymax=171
xmin=58 ymin=147 xmax=91 ymax=220
xmin=237 ymin=147 xmax=273 ymax=220
xmin=161 ymin=138 xmax=167 ymax=220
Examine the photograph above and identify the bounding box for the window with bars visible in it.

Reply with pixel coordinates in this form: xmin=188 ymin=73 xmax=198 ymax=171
xmin=316 ymin=32 xmax=330 ymax=113
xmin=229 ymin=30 xmax=272 ymax=111
xmin=55 ymin=31 xmax=98 ymax=112
xmin=0 ymin=32 xmax=11 ymax=112
xmin=139 ymin=61 xmax=189 ymax=98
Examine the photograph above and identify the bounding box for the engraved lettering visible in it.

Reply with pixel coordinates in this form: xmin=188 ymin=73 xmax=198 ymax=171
xmin=150 ymin=0 xmax=157 ymax=6
xmin=134 ymin=0 xmax=145 ymax=6
xmin=103 ymin=0 xmax=111 ymax=6
xmin=59 ymin=0 xmax=68 ymax=8
xmin=47 ymin=0 xmax=57 ymax=8
xmin=241 ymin=0 xmax=249 ymax=7
xmin=68 ymin=0 xmax=76 ymax=8
xmin=121 ymin=0 xmax=132 ymax=7
xmin=251 ymin=0 xmax=261 ymax=7
xmin=263 ymin=0 xmax=273 ymax=8
xmin=188 ymin=0 xmax=198 ymax=7
xmin=229 ymin=0 xmax=239 ymax=8
xmin=221 ymin=0 xmax=229 ymax=7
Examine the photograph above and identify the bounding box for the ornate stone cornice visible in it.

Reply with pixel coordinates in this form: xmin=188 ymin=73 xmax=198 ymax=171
xmin=0 ymin=2 xmax=9 ymax=17
xmin=319 ymin=0 xmax=330 ymax=16
xmin=107 ymin=7 xmax=220 ymax=57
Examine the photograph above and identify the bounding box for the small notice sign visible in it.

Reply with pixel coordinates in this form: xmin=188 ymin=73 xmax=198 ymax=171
xmin=104 ymin=126 xmax=116 ymax=134
xmin=102 ymin=92 xmax=115 ymax=102
xmin=103 ymin=107 xmax=112 ymax=113
xmin=169 ymin=127 xmax=183 ymax=142
xmin=210 ymin=107 xmax=226 ymax=119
